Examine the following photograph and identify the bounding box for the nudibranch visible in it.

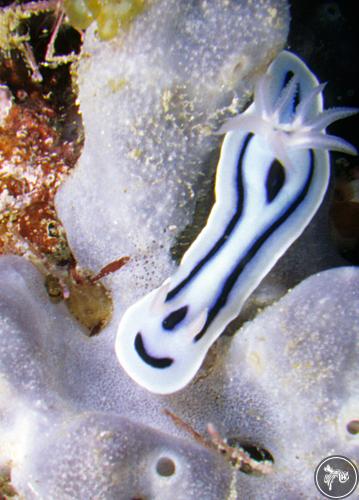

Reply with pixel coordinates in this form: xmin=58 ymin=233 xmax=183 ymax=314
xmin=116 ymin=51 xmax=357 ymax=394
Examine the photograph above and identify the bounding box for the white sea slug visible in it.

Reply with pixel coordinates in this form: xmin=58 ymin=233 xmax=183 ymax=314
xmin=116 ymin=51 xmax=358 ymax=394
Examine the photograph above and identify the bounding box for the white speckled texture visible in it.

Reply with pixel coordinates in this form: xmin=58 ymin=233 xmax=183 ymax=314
xmin=56 ymin=0 xmax=290 ymax=308
xmin=17 ymin=413 xmax=232 ymax=499
xmin=1 ymin=257 xmax=358 ymax=498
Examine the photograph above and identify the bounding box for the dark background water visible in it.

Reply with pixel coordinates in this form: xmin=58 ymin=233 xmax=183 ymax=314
xmin=289 ymin=0 xmax=358 ymax=152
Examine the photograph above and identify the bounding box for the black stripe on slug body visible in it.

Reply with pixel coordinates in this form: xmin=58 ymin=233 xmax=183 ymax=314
xmin=162 ymin=305 xmax=188 ymax=330
xmin=135 ymin=333 xmax=173 ymax=368
xmin=282 ymin=70 xmax=294 ymax=88
xmin=266 ymin=159 xmax=286 ymax=203
xmin=165 ymin=133 xmax=253 ymax=302
xmin=293 ymin=84 xmax=301 ymax=112
xmin=194 ymin=150 xmax=315 ymax=342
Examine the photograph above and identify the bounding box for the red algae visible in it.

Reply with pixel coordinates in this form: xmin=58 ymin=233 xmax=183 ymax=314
xmin=0 ymin=88 xmax=77 ymax=260
xmin=0 ymin=6 xmax=119 ymax=335
xmin=0 ymin=82 xmax=117 ymax=335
